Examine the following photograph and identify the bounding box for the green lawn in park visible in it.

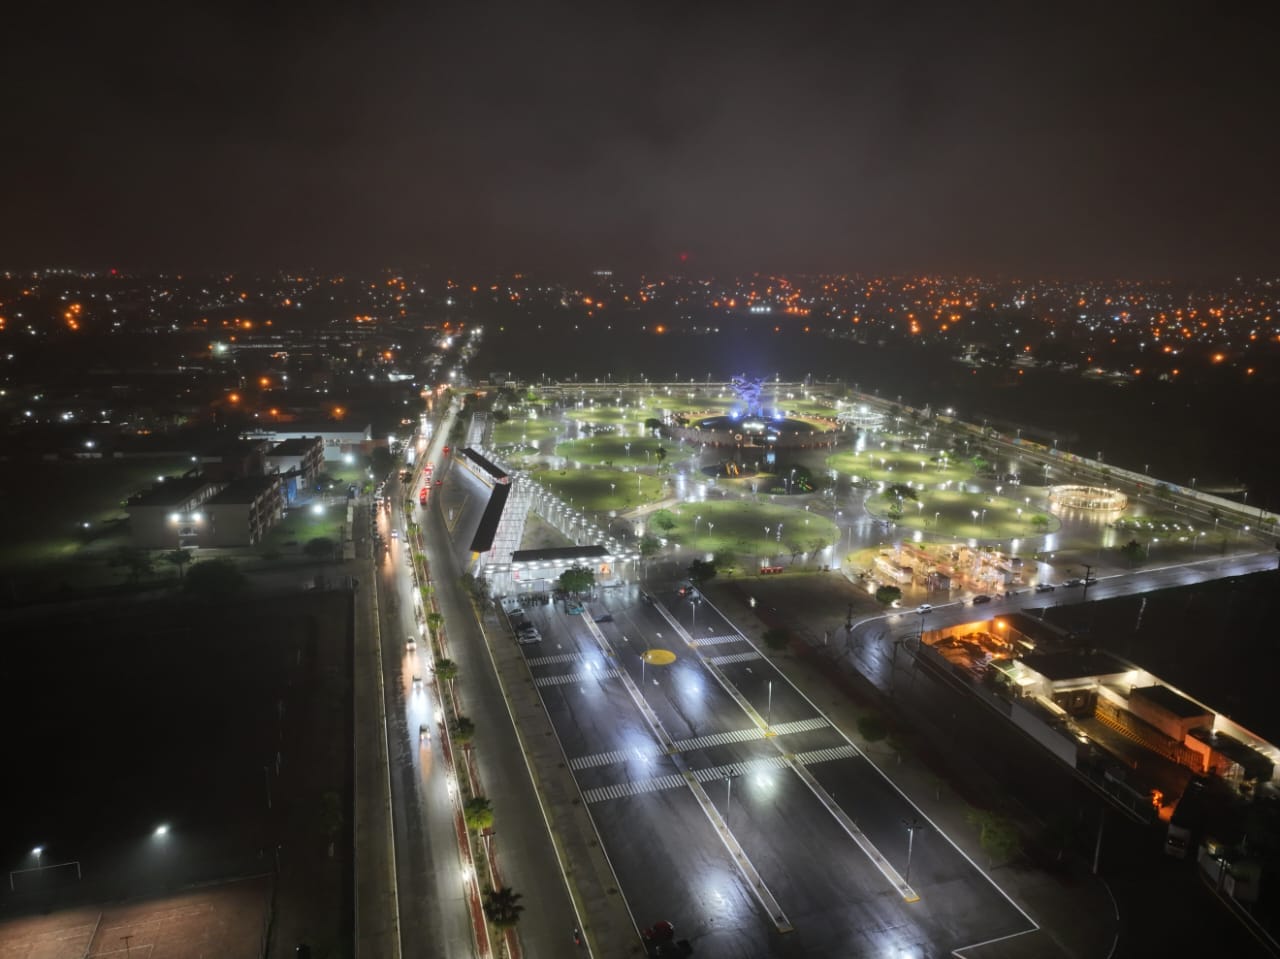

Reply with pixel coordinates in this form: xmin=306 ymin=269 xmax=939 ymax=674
xmin=652 ymin=499 xmax=839 ymax=564
xmin=828 ymin=447 xmax=971 ymax=488
xmin=554 ymin=434 xmax=688 ymax=468
xmin=530 ymin=466 xmax=665 ymax=512
xmin=491 ymin=414 xmax=562 ymax=447
xmin=864 ymin=488 xmax=1061 ymax=540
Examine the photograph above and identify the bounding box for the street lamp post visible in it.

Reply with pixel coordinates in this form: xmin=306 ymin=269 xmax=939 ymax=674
xmin=904 ymin=819 xmax=924 ymax=884
xmin=766 ymin=680 xmax=773 ymax=728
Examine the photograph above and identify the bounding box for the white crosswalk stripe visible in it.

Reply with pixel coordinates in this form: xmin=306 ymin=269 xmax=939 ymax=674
xmin=568 ymin=747 xmax=661 ymax=771
xmin=689 ymin=634 xmax=746 ymax=647
xmin=672 ymin=727 xmax=763 ymax=752
xmin=524 ymin=652 xmax=583 ymax=668
xmin=693 ymin=755 xmax=790 ymax=782
xmin=769 ymin=717 xmax=832 ymax=736
xmin=794 ymin=744 xmax=860 ymax=765
xmin=581 ymin=773 xmax=687 ymax=804
xmin=708 ymin=650 xmax=763 ymax=666
xmin=533 ymin=669 xmax=619 ymax=688
xmin=670 ymin=716 xmax=831 ymax=753
xmin=577 ymin=745 xmax=859 ymax=804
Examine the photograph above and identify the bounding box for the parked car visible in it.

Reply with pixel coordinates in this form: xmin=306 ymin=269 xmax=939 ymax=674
xmin=1035 ymin=583 xmax=1056 ymax=593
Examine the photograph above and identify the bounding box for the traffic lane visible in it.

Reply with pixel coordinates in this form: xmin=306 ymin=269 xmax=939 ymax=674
xmin=382 ymin=493 xmax=474 ymax=959
xmin=659 ymin=732 xmax=1023 ymax=955
xmin=711 ymin=766 xmax=945 ymax=958
xmin=532 ymin=672 xmax=668 ymax=771
xmin=421 ymin=501 xmax=580 ymax=957
xmin=589 ymin=788 xmax=771 ymax=959
xmin=375 ymin=576 xmax=442 ymax=959
xmin=711 ymin=658 xmax=822 ymax=729
xmin=804 ymin=753 xmax=1030 ymax=941
xmin=588 ymin=606 xmax=779 ymax=742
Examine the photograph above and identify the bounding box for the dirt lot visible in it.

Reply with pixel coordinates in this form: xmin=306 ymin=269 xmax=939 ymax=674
xmin=0 ymin=876 xmax=268 ymax=959
xmin=1 ymin=589 xmax=353 ymax=957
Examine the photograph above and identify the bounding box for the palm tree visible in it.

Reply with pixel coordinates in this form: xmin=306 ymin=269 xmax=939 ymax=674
xmin=435 ymin=658 xmax=459 ymax=700
xmin=482 ymin=886 xmax=524 ymax=929
xmin=464 ymin=796 xmax=494 ymax=832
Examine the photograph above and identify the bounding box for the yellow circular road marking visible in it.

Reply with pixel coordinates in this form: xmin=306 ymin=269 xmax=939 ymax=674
xmin=642 ymin=649 xmax=676 ymax=665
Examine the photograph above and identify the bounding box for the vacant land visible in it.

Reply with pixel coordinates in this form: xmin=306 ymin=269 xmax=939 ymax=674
xmin=0 ymin=877 xmax=269 ymax=959
xmin=0 ymin=589 xmax=352 ymax=956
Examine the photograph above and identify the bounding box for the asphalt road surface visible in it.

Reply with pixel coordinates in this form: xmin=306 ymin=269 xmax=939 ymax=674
xmin=514 ymin=586 xmax=1033 ymax=957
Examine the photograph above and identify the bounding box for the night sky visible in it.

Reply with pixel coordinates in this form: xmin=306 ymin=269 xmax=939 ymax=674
xmin=3 ymin=1 xmax=1278 ymax=276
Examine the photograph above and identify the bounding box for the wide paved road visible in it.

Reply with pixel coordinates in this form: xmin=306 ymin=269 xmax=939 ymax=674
xmin=515 ymin=585 xmax=1033 ymax=956
xmin=415 ymin=431 xmax=581 ymax=957
xmin=370 ymin=417 xmax=474 ymax=959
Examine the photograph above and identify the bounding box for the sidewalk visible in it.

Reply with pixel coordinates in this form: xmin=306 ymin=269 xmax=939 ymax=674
xmin=704 ymin=581 xmax=1119 ymax=959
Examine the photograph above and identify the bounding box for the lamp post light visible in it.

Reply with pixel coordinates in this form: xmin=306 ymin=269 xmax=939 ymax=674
xmin=903 ymin=818 xmax=925 ymax=884
xmin=766 ymin=679 xmax=774 ymax=728
xmin=694 ymin=515 xmax=702 ymax=549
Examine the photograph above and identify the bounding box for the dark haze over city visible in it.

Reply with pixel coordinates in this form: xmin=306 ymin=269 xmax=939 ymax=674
xmin=3 ymin=1 xmax=1279 ymax=276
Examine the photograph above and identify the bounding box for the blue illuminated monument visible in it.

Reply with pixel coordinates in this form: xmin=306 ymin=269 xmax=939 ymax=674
xmin=730 ymin=375 xmax=766 ymax=418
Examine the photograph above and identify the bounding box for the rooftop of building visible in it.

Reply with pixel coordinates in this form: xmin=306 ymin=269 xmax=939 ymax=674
xmin=511 ymin=544 xmax=610 ymax=564
xmin=1133 ymin=684 xmax=1212 ymax=719
xmin=126 ymin=474 xmax=215 ymax=508
xmin=205 ymin=475 xmax=279 ymax=505
xmin=1019 ymin=648 xmax=1133 ymax=682
xmin=268 ymin=436 xmax=323 ymax=456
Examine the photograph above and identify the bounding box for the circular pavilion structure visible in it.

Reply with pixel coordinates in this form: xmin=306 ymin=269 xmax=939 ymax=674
xmin=1048 ymin=485 xmax=1128 ymax=510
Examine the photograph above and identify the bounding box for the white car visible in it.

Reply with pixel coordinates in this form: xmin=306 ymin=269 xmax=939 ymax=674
xmin=406 ymin=635 xmax=416 ymax=651
xmin=915 ymin=604 xmax=933 ymax=614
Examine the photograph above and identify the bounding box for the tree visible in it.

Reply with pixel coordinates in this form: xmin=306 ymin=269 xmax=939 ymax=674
xmin=1029 ymin=514 xmax=1051 ymax=532
xmin=164 ymin=548 xmax=193 ymax=580
xmin=713 ymin=551 xmax=738 ymax=575
xmin=857 ymin=714 xmax=888 ymax=742
xmin=184 ymin=558 xmax=247 ymax=600
xmin=1119 ymin=539 xmax=1144 ymax=567
xmin=687 ymin=558 xmax=717 ymax=587
xmin=644 ymin=417 xmax=663 ymax=433
xmin=875 ymin=585 xmax=902 ymax=606
xmin=482 ymin=886 xmax=525 ymax=930
xmin=969 ymin=810 xmax=1023 ymax=866
xmin=639 ymin=534 xmax=663 ymax=559
xmin=884 ymin=483 xmax=917 ymax=503
xmin=110 ymin=546 xmax=154 ymax=583
xmin=434 ymin=658 xmax=459 ymax=689
xmin=656 ymin=445 xmax=667 ymax=463
xmin=370 ymin=446 xmax=394 ymax=476
xmin=426 ymin=611 xmax=444 ymax=638
xmin=761 ymin=626 xmax=791 ymax=651
xmin=304 ymin=537 xmax=336 ymax=561
xmin=559 ymin=564 xmax=595 ymax=596
xmin=464 ymin=796 xmax=494 ymax=832
xmin=650 ymin=509 xmax=677 ymax=532
xmin=452 ymin=715 xmax=476 ymax=743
